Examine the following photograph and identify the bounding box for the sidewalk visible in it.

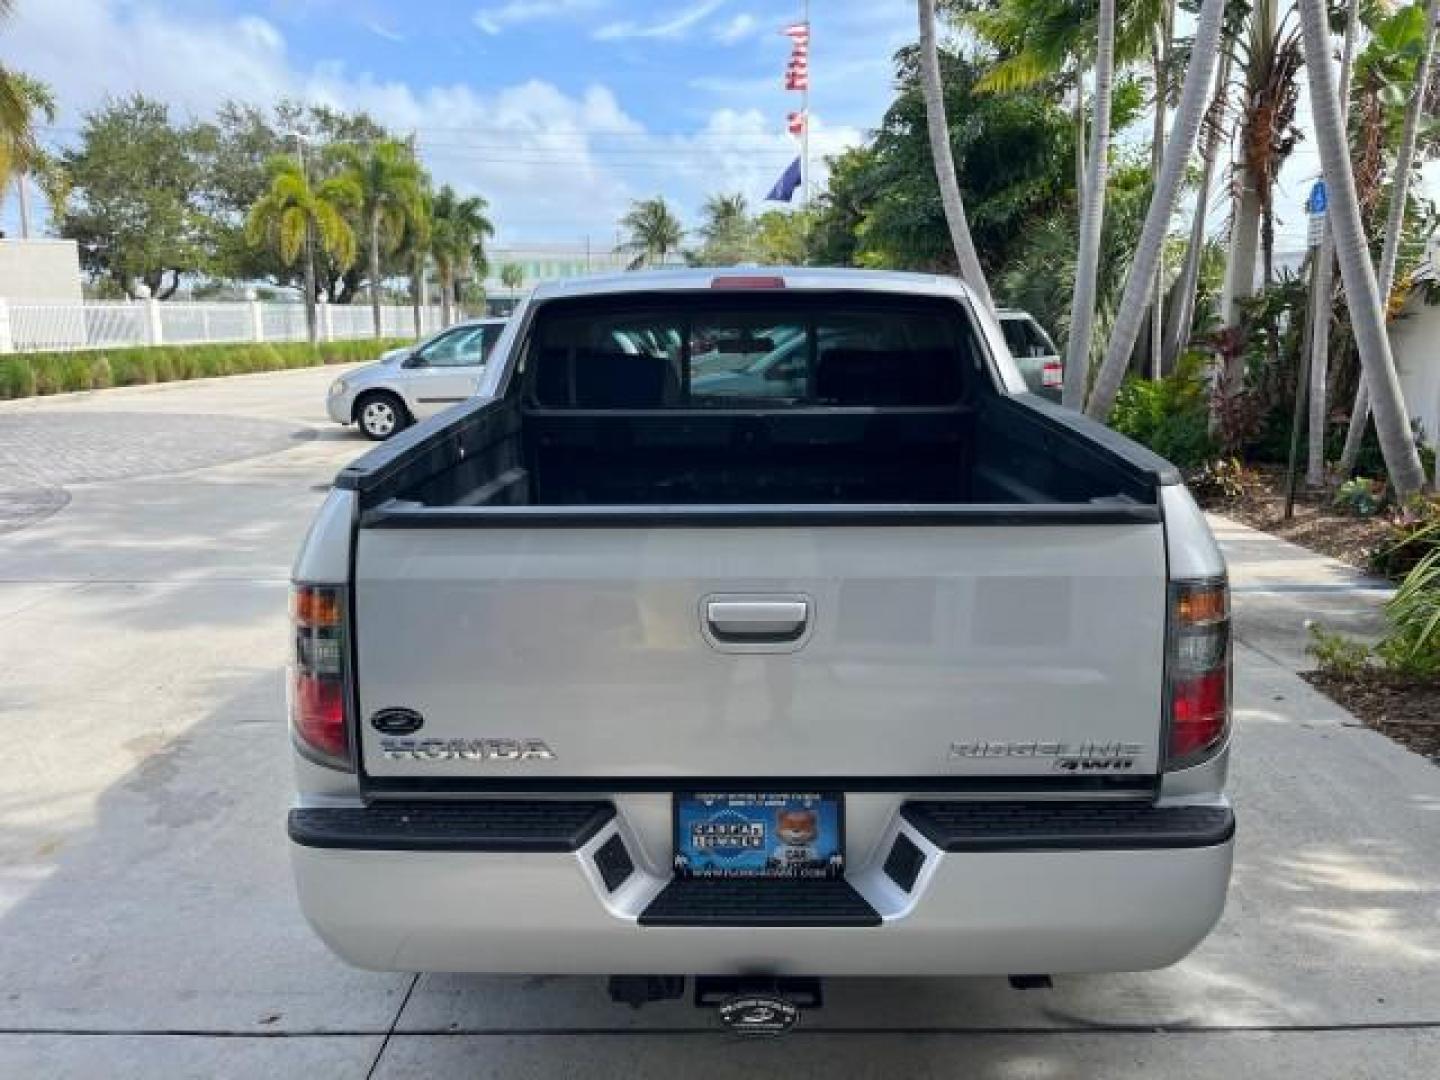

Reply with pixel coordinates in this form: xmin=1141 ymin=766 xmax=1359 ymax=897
xmin=1209 ymin=512 xmax=1393 ymax=671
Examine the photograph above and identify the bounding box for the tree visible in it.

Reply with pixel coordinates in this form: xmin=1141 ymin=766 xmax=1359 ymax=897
xmin=691 ymin=192 xmax=756 ymax=265
xmin=402 ymin=184 xmax=433 ymax=336
xmin=244 ymin=154 xmax=360 ymax=343
xmin=1306 ymin=0 xmax=1362 ymax=486
xmin=430 ymin=185 xmax=494 ymax=327
xmin=0 ymin=72 xmax=60 ymax=238
xmin=617 ymin=196 xmax=684 ymax=270
xmin=1297 ymin=0 xmax=1427 ymax=497
xmin=500 ymin=262 xmax=525 ymax=290
xmin=753 ymin=209 xmax=813 ymax=264
xmin=1217 ymin=0 xmax=1305 ymax=344
xmin=1085 ymin=0 xmax=1227 ymax=421
xmin=337 ymin=139 xmax=427 ymax=336
xmin=918 ymin=0 xmax=994 ymax=312
xmin=1337 ymin=0 xmax=1440 ymax=478
xmin=60 ymin=95 xmax=207 ymax=298
xmin=1062 ymin=0 xmax=1115 ymax=407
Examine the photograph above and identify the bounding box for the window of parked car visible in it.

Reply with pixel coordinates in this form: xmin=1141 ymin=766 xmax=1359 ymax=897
xmin=415 ymin=325 xmax=489 ymax=367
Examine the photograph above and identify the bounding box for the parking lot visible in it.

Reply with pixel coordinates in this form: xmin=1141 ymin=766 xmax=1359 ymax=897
xmin=0 ymin=366 xmax=1436 ymax=1078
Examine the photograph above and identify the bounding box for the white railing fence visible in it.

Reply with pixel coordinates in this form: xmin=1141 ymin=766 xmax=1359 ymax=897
xmin=0 ymin=298 xmax=447 ymax=354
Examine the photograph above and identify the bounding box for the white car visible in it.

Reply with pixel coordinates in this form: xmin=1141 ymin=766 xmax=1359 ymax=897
xmin=325 ymin=318 xmax=508 ymax=439
xmin=997 ymin=310 xmax=1063 ymax=398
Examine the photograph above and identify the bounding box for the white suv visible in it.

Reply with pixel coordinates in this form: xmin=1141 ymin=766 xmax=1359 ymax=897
xmin=326 ymin=318 xmax=508 ymax=439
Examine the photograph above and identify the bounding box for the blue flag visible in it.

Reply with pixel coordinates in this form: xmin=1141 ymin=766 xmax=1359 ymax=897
xmin=766 ymin=157 xmax=802 ymax=202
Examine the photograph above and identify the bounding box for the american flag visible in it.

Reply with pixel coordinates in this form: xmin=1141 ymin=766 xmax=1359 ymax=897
xmin=783 ymin=20 xmax=810 ymax=90
xmin=787 ymin=110 xmax=806 ymax=135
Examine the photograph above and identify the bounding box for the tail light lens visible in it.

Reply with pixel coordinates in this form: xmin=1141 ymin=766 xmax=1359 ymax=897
xmin=1042 ymin=359 xmax=1063 ymax=388
xmin=1165 ymin=578 xmax=1231 ymax=770
xmin=290 ymin=583 xmax=354 ymax=771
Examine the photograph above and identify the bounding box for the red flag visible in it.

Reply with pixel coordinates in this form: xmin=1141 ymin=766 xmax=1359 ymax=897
xmin=783 ymin=22 xmax=810 ymax=43
xmin=787 ymin=111 xmax=806 ymax=135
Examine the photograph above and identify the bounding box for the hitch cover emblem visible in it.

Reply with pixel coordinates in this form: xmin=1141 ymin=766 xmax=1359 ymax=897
xmin=717 ymin=995 xmax=800 ymax=1037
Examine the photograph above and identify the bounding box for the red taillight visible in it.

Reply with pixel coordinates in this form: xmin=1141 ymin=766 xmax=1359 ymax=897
xmin=1166 ymin=579 xmax=1231 ymax=770
xmin=290 ymin=584 xmax=353 ymax=771
xmin=1042 ymin=359 xmax=1063 ymax=388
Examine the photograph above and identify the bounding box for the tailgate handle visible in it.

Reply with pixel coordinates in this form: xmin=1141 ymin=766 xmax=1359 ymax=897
xmin=705 ymin=599 xmax=810 ymax=644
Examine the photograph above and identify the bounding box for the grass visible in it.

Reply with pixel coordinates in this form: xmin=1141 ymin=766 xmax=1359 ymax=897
xmin=0 ymin=338 xmax=410 ymax=400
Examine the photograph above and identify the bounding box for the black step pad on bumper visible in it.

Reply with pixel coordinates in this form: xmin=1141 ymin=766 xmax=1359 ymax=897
xmin=288 ymin=800 xmax=615 ymax=852
xmin=901 ymin=801 xmax=1234 ymax=852
xmin=640 ymin=878 xmax=881 ymax=927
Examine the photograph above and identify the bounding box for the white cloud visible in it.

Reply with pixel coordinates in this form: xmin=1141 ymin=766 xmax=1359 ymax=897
xmin=6 ymin=0 xmax=867 ymax=242
xmin=712 ymin=13 xmax=758 ymax=45
xmin=473 ymin=0 xmax=605 ymax=36
xmin=594 ymin=0 xmax=726 ymax=42
xmin=361 ymin=19 xmax=405 ymax=43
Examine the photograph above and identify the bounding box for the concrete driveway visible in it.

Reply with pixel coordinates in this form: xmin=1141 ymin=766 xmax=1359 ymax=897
xmin=0 ymin=368 xmax=1436 ymax=1078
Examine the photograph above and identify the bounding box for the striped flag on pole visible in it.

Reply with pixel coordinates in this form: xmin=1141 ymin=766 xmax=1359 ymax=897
xmin=787 ymin=110 xmax=806 ymax=136
xmin=783 ymin=22 xmax=810 ymax=44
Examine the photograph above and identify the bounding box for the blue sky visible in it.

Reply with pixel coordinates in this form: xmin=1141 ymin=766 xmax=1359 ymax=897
xmin=6 ymin=0 xmax=918 ymax=242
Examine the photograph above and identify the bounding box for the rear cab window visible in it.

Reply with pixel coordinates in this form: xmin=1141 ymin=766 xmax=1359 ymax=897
xmin=522 ymin=294 xmax=988 ymax=410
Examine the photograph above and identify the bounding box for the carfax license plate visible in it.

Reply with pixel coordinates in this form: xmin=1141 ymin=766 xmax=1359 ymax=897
xmin=673 ymin=792 xmax=843 ymax=879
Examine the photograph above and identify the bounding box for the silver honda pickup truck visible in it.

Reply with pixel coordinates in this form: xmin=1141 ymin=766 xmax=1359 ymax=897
xmin=287 ymin=268 xmax=1233 ymax=1019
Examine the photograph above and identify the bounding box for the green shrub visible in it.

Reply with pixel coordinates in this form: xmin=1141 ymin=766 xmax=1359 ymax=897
xmin=1379 ymin=529 xmax=1440 ymax=678
xmin=1109 ymin=354 xmax=1217 ymax=469
xmin=1370 ymin=497 xmax=1440 ymax=579
xmin=1306 ymin=625 xmax=1375 ymax=678
xmin=0 ymin=337 xmax=411 ymax=400
xmin=1333 ymin=477 xmax=1385 ymax=518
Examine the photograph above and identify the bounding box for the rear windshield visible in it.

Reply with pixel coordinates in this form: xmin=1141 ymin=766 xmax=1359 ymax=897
xmin=524 ymin=295 xmax=983 ymax=409
xmin=999 ymin=316 xmax=1055 ymax=359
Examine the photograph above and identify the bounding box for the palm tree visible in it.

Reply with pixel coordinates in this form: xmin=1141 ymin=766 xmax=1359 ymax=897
xmin=402 ymin=184 xmax=433 ymax=336
xmin=1297 ymin=0 xmax=1427 ymax=497
xmin=1085 ymin=0 xmax=1227 ymax=421
xmin=694 ymin=192 xmax=755 ymax=265
xmin=430 ymin=185 xmax=494 ymax=327
xmin=0 ymin=72 xmax=58 ymax=238
xmin=500 ymin=262 xmax=524 ymax=291
xmin=337 ymin=139 xmax=427 ymax=337
xmin=1305 ymin=0 xmax=1362 ymax=486
xmin=919 ymin=0 xmax=994 ymax=313
xmin=617 ymin=196 xmax=684 ymax=270
xmin=1163 ymin=45 xmax=1233 ymax=371
xmin=245 ymin=155 xmax=361 ymax=344
xmin=1062 ymin=0 xmax=1114 ymax=408
xmin=1337 ymin=0 xmax=1440 ymax=479
xmin=1217 ymin=0 xmax=1304 ymax=338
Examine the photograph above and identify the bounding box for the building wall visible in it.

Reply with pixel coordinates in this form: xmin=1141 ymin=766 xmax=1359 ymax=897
xmin=0 ymin=239 xmax=83 ymax=302
xmin=1390 ymin=291 xmax=1440 ymax=449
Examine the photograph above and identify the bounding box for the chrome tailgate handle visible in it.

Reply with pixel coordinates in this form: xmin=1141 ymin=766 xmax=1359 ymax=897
xmin=703 ymin=597 xmax=811 ymax=646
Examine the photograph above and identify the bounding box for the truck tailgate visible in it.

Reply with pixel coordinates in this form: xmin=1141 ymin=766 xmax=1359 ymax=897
xmin=354 ymin=522 xmax=1167 ymax=783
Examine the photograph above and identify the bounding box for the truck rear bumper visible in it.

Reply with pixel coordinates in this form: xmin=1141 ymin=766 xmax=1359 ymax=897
xmin=289 ymin=798 xmax=1233 ymax=977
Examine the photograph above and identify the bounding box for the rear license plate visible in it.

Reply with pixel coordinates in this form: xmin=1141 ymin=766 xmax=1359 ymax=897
xmin=674 ymin=792 xmax=843 ymax=879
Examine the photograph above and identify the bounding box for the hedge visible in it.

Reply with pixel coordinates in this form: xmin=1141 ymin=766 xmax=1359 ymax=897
xmin=0 ymin=338 xmax=411 ymax=400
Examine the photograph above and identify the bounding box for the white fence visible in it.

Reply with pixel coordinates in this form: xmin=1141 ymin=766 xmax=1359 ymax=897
xmin=0 ymin=298 xmax=445 ymax=354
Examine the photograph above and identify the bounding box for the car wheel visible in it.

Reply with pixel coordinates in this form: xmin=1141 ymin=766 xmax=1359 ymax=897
xmin=355 ymin=392 xmax=409 ymax=441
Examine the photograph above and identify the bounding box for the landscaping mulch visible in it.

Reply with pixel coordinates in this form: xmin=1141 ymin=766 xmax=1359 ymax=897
xmin=1215 ymin=465 xmax=1393 ymax=570
xmin=1302 ymin=670 xmax=1440 ymax=765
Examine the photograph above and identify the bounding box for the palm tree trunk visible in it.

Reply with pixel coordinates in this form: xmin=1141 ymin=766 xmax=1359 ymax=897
xmin=16 ymin=172 xmax=31 ymax=239
xmin=1073 ymin=61 xmax=1087 ymax=203
xmin=1061 ymin=0 xmax=1115 ymax=409
xmin=1300 ymin=0 xmax=1427 ymax=497
xmin=1085 ymin=0 xmax=1227 ymax=421
xmin=1149 ymin=5 xmax=1173 ymax=380
xmin=303 ymin=221 xmax=318 ymax=347
xmin=1337 ymin=0 xmax=1439 ymax=480
xmin=369 ymin=207 xmax=383 ymax=339
xmin=917 ymin=0 xmax=995 ymax=314
xmin=1164 ymin=49 xmax=1233 ymax=370
xmin=440 ymin=268 xmax=453 ymax=328
xmin=411 ymin=252 xmax=424 ymax=338
xmin=1305 ymin=0 xmax=1360 ymax=487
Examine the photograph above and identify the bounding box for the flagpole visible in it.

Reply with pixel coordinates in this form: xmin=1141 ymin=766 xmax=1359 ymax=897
xmin=801 ymin=0 xmax=810 ymax=207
